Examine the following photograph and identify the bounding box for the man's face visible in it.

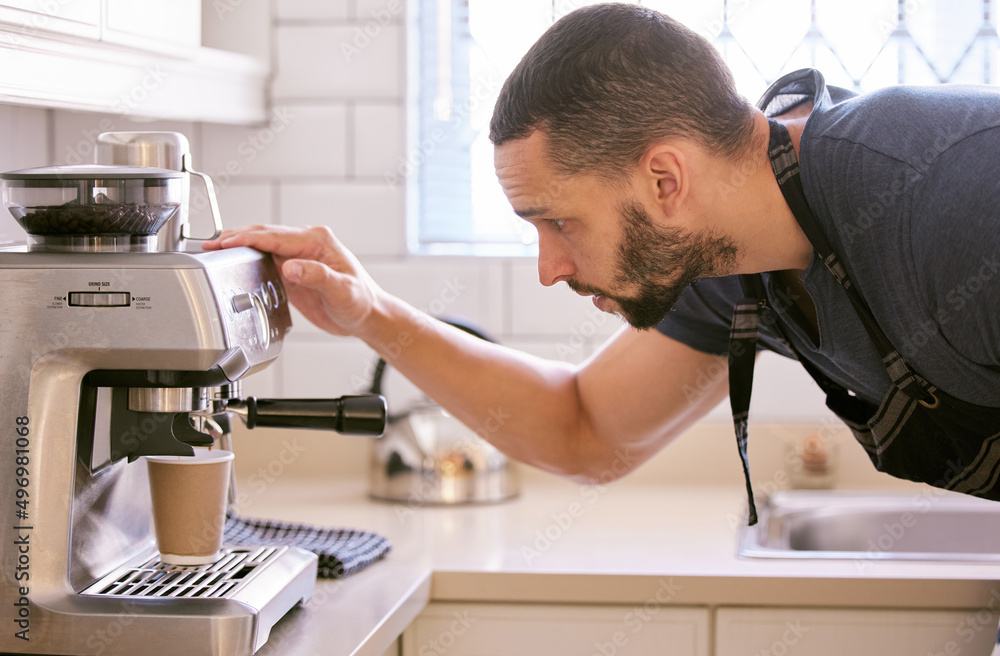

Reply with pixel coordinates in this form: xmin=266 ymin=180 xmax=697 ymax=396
xmin=495 ymin=132 xmax=739 ymax=329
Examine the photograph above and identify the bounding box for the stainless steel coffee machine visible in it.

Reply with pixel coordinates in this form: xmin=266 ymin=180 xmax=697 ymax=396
xmin=0 ymin=150 xmax=386 ymax=655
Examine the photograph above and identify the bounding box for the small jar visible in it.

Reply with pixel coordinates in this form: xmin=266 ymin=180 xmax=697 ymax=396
xmin=787 ymin=433 xmax=838 ymax=489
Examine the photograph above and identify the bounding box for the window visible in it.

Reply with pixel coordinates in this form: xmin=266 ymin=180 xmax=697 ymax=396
xmin=409 ymin=0 xmax=1000 ymax=255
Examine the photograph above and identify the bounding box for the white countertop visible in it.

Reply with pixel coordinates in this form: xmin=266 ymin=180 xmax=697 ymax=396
xmin=244 ymin=478 xmax=1000 ymax=656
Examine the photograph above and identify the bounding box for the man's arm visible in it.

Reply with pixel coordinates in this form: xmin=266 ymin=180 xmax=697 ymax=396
xmin=359 ymin=294 xmax=729 ymax=482
xmin=204 ymin=225 xmax=729 ymax=482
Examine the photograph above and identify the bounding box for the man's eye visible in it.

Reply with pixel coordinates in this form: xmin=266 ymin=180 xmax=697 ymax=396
xmin=551 ymin=219 xmax=566 ymax=230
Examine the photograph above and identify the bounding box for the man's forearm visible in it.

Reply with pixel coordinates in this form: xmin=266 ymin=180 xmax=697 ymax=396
xmin=357 ymin=294 xmax=598 ymax=477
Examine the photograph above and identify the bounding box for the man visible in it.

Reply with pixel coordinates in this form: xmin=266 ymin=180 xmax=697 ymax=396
xmin=205 ymin=4 xmax=1000 ymax=511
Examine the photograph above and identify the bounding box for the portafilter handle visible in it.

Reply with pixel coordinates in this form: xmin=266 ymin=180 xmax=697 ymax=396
xmin=225 ymin=395 xmax=387 ymax=437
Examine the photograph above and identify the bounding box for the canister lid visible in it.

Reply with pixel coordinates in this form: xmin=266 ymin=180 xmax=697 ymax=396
xmin=1 ymin=164 xmax=184 ymax=180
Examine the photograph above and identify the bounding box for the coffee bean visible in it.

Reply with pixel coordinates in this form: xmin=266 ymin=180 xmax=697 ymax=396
xmin=12 ymin=202 xmax=177 ymax=235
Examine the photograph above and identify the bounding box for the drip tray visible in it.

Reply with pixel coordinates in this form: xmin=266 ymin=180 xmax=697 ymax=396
xmin=82 ymin=546 xmax=282 ymax=599
xmin=79 ymin=545 xmax=318 ymax=654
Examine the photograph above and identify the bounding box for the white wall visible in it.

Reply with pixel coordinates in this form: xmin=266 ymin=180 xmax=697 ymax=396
xmin=0 ymin=1 xmax=836 ymax=485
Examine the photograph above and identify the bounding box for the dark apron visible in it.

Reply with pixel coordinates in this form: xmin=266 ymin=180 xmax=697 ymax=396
xmin=730 ymin=119 xmax=1000 ymax=525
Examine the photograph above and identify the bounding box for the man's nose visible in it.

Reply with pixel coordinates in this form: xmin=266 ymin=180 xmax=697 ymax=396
xmin=537 ymin=233 xmax=575 ymax=287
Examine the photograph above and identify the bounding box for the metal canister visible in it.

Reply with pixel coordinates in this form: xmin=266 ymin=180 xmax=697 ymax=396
xmin=96 ymin=132 xmax=223 ymax=251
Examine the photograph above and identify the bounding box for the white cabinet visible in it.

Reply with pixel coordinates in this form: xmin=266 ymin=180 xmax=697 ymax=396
xmin=402 ymin=603 xmax=998 ymax=656
xmin=0 ymin=0 xmax=100 ymax=38
xmin=0 ymin=0 xmax=266 ymax=124
xmin=402 ymin=603 xmax=710 ymax=656
xmin=0 ymin=0 xmax=200 ymax=47
xmin=716 ymin=607 xmax=999 ymax=656
xmin=103 ymin=0 xmax=201 ymax=50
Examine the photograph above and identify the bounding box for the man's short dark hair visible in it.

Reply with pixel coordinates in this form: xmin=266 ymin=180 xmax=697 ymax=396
xmin=489 ymin=3 xmax=756 ymax=181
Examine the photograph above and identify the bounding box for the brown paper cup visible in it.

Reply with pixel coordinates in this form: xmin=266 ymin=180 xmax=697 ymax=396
xmin=145 ymin=449 xmax=234 ymax=565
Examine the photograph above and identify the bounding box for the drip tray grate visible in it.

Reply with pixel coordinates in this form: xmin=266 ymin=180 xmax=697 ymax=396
xmin=82 ymin=546 xmax=281 ymax=599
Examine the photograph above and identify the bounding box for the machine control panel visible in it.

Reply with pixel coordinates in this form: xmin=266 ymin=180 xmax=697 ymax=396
xmin=231 ymin=291 xmax=255 ymax=314
xmin=68 ymin=291 xmax=131 ymax=307
xmin=230 ymin=291 xmax=271 ymax=349
xmin=206 ymin=252 xmax=291 ymax=360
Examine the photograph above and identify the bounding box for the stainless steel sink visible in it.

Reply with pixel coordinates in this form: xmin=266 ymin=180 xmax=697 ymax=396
xmin=737 ymin=489 xmax=1000 ymax=562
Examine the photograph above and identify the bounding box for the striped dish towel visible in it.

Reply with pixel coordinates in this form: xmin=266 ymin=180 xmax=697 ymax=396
xmin=224 ymin=512 xmax=391 ymax=578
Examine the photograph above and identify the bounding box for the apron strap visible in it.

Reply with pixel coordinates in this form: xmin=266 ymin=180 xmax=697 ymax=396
xmin=766 ymin=120 xmax=936 ymax=405
xmin=726 ymin=120 xmax=940 ymax=526
xmin=728 ymin=275 xmax=766 ymax=525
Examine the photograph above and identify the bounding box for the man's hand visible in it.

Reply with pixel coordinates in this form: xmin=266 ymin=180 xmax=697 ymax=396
xmin=203 ymin=225 xmax=382 ymax=338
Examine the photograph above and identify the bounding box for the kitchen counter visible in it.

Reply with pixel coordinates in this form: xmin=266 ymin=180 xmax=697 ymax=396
xmin=244 ymin=478 xmax=1000 ymax=656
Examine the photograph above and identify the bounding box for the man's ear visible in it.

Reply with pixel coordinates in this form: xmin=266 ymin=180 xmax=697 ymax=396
xmin=641 ymin=144 xmax=687 ymax=217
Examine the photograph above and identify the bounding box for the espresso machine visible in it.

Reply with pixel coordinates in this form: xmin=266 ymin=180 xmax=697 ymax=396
xmin=0 ymin=139 xmax=386 ymax=655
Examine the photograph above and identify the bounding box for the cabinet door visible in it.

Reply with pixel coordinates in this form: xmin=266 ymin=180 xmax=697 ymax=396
xmin=103 ymin=0 xmax=201 ymax=50
xmin=717 ymin=607 xmax=999 ymax=656
xmin=403 ymin=602 xmax=709 ymax=656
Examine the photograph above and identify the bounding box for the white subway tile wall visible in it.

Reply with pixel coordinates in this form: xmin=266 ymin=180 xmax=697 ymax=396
xmin=274 ymin=26 xmax=403 ymax=99
xmin=1 ymin=2 xmax=832 ymax=481
xmin=274 ymin=0 xmax=351 ymax=21
xmin=509 ymin=259 xmax=624 ymax=338
xmin=282 ymin=338 xmax=379 ymax=399
xmin=355 ymin=0 xmax=406 ymax=21
xmin=212 ymin=182 xmax=275 ymax=232
xmin=352 ymin=102 xmax=405 ymax=177
xmin=51 ymin=112 xmax=198 ymax=166
xmin=365 ymin=259 xmax=505 ymax=337
xmin=279 ymin=182 xmax=406 ymax=256
xmin=0 ymin=105 xmax=47 ymax=243
xmin=200 ymin=105 xmax=348 ymax=178
xmin=203 ymin=0 xmax=271 ymax=61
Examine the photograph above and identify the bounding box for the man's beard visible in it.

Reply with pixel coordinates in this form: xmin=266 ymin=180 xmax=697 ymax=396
xmin=568 ymin=199 xmax=739 ymax=330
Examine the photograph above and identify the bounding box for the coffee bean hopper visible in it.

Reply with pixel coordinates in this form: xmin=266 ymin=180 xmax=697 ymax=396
xmin=0 ymin=157 xmax=386 ymax=655
xmin=3 ymin=164 xmax=184 ymax=252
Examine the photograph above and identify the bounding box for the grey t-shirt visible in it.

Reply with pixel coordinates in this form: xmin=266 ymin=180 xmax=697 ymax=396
xmin=656 ymin=68 xmax=1000 ymax=407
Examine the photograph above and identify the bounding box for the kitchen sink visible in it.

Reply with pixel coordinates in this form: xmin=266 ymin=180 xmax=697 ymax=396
xmin=737 ymin=489 xmax=1000 ymax=562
